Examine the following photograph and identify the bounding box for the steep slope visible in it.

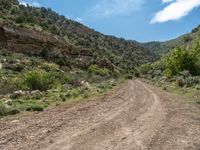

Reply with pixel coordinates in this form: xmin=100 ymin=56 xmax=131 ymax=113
xmin=0 ymin=0 xmax=154 ymax=71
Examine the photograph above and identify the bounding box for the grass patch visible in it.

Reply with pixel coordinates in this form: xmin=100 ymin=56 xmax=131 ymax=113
xmin=26 ymin=104 xmax=44 ymax=112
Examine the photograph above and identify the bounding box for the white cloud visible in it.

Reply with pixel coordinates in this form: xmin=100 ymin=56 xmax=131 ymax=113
xmin=151 ymin=0 xmax=200 ymax=24
xmin=89 ymin=0 xmax=144 ymax=17
xmin=19 ymin=0 xmax=40 ymax=7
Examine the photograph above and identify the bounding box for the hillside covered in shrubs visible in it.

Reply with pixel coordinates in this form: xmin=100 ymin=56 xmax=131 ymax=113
xmin=0 ymin=0 xmax=156 ymax=117
xmin=138 ymin=25 xmax=200 ymax=89
xmin=142 ymin=25 xmax=200 ymax=57
xmin=0 ymin=0 xmax=153 ymax=71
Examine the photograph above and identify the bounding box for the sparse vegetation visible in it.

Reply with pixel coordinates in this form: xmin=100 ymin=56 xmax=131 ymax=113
xmin=0 ymin=49 xmax=123 ymax=117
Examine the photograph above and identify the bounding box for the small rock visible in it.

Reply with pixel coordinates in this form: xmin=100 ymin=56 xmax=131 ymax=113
xmin=81 ymin=81 xmax=90 ymax=88
xmin=16 ymin=59 xmax=21 ymax=63
xmin=81 ymin=80 xmax=86 ymax=85
xmin=10 ymin=90 xmax=26 ymax=99
xmin=11 ymin=120 xmax=19 ymax=123
xmin=30 ymin=90 xmax=41 ymax=95
xmin=0 ymin=63 xmax=2 ymax=69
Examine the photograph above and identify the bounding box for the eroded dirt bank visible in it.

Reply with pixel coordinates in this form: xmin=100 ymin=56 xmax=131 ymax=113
xmin=0 ymin=80 xmax=200 ymax=150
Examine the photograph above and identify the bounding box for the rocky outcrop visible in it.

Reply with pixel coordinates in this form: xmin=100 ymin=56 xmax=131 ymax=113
xmin=0 ymin=24 xmax=92 ymax=57
xmin=0 ymin=24 xmax=115 ymax=69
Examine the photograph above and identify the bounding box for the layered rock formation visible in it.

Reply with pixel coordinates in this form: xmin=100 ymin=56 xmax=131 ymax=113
xmin=0 ymin=24 xmax=114 ymax=69
xmin=0 ymin=24 xmax=92 ymax=57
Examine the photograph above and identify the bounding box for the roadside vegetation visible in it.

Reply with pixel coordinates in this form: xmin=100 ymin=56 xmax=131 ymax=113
xmin=0 ymin=49 xmax=125 ymax=117
xmin=137 ymin=30 xmax=200 ymax=104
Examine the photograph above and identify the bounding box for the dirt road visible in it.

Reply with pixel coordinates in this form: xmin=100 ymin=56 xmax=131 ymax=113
xmin=0 ymin=80 xmax=200 ymax=150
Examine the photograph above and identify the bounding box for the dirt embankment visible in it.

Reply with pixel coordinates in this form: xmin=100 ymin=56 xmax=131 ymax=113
xmin=0 ymin=80 xmax=200 ymax=150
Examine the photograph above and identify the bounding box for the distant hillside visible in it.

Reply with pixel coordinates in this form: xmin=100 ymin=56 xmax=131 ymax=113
xmin=142 ymin=42 xmax=172 ymax=57
xmin=143 ymin=25 xmax=200 ymax=57
xmin=0 ymin=0 xmax=154 ymax=72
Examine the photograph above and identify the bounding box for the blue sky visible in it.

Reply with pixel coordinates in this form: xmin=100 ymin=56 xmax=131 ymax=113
xmin=19 ymin=0 xmax=200 ymax=42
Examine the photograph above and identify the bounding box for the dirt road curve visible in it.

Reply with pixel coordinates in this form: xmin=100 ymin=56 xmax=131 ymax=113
xmin=0 ymin=80 xmax=200 ymax=150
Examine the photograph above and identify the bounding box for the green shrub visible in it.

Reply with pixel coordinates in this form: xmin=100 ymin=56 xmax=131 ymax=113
xmin=0 ymin=78 xmax=18 ymax=95
xmin=31 ymin=92 xmax=43 ymax=100
xmin=163 ymin=47 xmax=198 ymax=78
xmin=184 ymin=76 xmax=199 ymax=87
xmin=138 ymin=64 xmax=152 ymax=75
xmin=20 ymin=70 xmax=59 ymax=91
xmin=9 ymin=108 xmax=20 ymax=115
xmin=125 ymin=74 xmax=133 ymax=79
xmin=0 ymin=103 xmax=8 ymax=116
xmin=0 ymin=102 xmax=20 ymax=116
xmin=26 ymin=104 xmax=44 ymax=112
xmin=176 ymin=72 xmax=199 ymax=87
xmin=82 ymin=92 xmax=89 ymax=98
xmin=132 ymin=70 xmax=140 ymax=77
xmin=88 ymin=65 xmax=110 ymax=77
xmin=59 ymin=94 xmax=66 ymax=102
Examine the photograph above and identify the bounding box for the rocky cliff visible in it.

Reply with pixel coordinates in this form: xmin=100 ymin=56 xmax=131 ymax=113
xmin=0 ymin=24 xmax=92 ymax=57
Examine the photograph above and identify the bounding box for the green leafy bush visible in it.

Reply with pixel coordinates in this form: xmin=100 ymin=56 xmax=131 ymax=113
xmin=0 ymin=103 xmax=8 ymax=116
xmin=163 ymin=47 xmax=198 ymax=78
xmin=20 ymin=70 xmax=58 ymax=91
xmin=88 ymin=65 xmax=110 ymax=77
xmin=26 ymin=104 xmax=44 ymax=112
xmin=125 ymin=73 xmax=133 ymax=79
xmin=0 ymin=102 xmax=20 ymax=116
xmin=138 ymin=63 xmax=152 ymax=75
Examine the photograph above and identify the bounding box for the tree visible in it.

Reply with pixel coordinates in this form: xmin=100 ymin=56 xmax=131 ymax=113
xmin=163 ymin=47 xmax=197 ymax=77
